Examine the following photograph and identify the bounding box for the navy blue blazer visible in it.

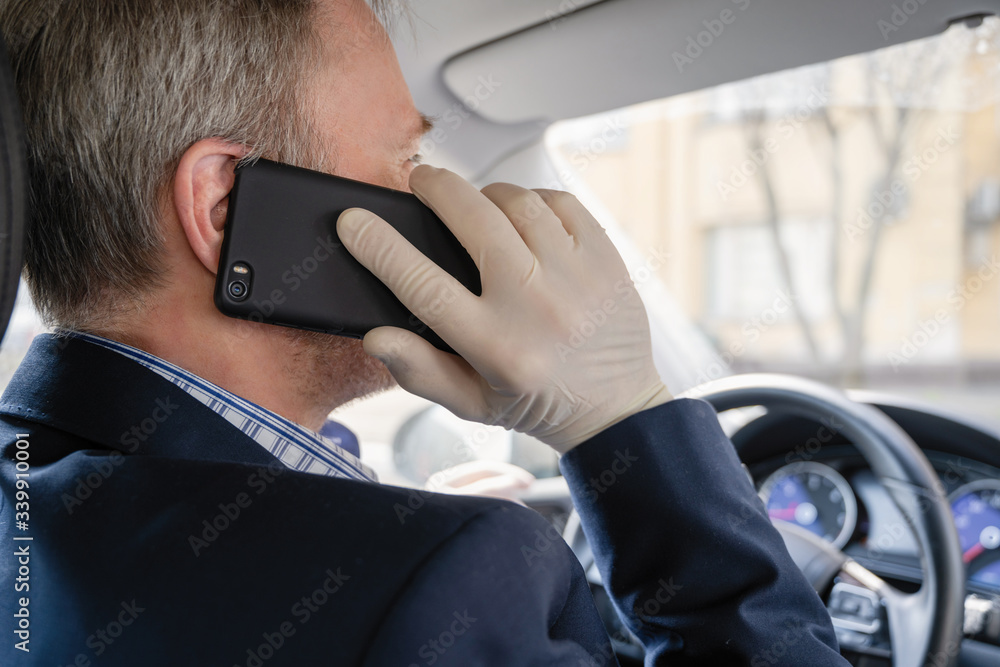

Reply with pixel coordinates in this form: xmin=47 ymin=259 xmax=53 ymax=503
xmin=0 ymin=334 xmax=846 ymax=665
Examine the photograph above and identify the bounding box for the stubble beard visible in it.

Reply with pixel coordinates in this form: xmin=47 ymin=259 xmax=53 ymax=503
xmin=279 ymin=327 xmax=397 ymax=419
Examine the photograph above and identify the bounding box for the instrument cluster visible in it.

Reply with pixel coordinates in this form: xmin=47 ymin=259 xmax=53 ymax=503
xmin=756 ymin=456 xmax=1000 ymax=594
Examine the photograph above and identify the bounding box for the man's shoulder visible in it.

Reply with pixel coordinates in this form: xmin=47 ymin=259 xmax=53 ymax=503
xmin=0 ymin=416 xmax=562 ymax=664
xmin=0 ymin=412 xmax=523 ymax=543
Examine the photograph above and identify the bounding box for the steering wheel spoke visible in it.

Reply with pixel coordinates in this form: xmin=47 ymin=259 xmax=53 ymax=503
xmin=833 ymin=559 xmax=927 ymax=663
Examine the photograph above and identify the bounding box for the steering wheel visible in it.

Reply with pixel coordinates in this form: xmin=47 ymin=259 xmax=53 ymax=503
xmin=564 ymin=373 xmax=965 ymax=667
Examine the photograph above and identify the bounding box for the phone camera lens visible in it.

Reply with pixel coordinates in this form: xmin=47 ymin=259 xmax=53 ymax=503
xmin=228 ymin=280 xmax=248 ymax=301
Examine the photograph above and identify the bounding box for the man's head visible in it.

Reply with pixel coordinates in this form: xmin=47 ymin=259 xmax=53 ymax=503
xmin=1 ymin=0 xmax=427 ymax=426
xmin=4 ymin=0 xmax=316 ymax=329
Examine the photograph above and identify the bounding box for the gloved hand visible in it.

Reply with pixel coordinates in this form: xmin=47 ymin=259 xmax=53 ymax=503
xmin=336 ymin=165 xmax=672 ymax=454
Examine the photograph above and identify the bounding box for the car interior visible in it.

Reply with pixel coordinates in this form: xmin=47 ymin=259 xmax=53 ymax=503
xmin=3 ymin=1 xmax=1000 ymax=666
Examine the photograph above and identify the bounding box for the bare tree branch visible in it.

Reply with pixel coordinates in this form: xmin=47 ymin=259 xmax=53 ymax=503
xmin=745 ymin=110 xmax=822 ymax=363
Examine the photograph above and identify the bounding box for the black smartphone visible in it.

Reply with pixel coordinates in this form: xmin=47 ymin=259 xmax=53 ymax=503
xmin=214 ymin=158 xmax=481 ymax=352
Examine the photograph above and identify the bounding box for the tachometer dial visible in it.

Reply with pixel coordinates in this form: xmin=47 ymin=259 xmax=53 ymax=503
xmin=758 ymin=462 xmax=858 ymax=550
xmin=949 ymin=480 xmax=1000 ymax=590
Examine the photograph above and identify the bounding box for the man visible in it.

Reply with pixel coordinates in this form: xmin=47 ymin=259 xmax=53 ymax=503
xmin=0 ymin=0 xmax=848 ymax=664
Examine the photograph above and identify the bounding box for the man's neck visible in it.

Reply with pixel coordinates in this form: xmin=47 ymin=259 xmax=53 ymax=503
xmin=96 ymin=299 xmax=392 ymax=432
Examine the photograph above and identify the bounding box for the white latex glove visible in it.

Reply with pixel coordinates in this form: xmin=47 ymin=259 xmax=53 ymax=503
xmin=336 ymin=166 xmax=672 ymax=454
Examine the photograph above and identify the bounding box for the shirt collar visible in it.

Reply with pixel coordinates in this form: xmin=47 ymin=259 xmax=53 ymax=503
xmin=64 ymin=331 xmax=377 ymax=483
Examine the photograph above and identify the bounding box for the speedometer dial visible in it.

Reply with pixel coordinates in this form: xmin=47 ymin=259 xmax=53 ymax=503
xmin=758 ymin=462 xmax=858 ymax=550
xmin=949 ymin=480 xmax=1000 ymax=590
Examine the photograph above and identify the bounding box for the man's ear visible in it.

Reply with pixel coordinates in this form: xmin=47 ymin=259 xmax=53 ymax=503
xmin=173 ymin=138 xmax=249 ymax=274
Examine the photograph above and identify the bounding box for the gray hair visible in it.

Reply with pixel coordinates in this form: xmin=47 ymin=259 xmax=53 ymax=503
xmin=1 ymin=0 xmax=397 ymax=332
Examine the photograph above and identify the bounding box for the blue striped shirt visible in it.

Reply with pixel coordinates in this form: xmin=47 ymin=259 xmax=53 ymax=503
xmin=62 ymin=331 xmax=377 ymax=483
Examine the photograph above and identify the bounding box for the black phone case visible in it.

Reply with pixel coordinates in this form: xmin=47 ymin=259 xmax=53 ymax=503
xmin=214 ymin=159 xmax=481 ymax=353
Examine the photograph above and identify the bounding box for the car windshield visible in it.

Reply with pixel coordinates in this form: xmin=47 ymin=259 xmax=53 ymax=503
xmin=546 ymin=16 xmax=1000 ymax=426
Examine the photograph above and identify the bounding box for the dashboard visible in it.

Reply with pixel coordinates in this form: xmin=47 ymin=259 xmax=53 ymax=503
xmin=754 ymin=453 xmax=1000 ymax=595
xmin=732 ymin=392 xmax=1000 ymax=650
xmin=528 ymin=390 xmax=1000 ymax=665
